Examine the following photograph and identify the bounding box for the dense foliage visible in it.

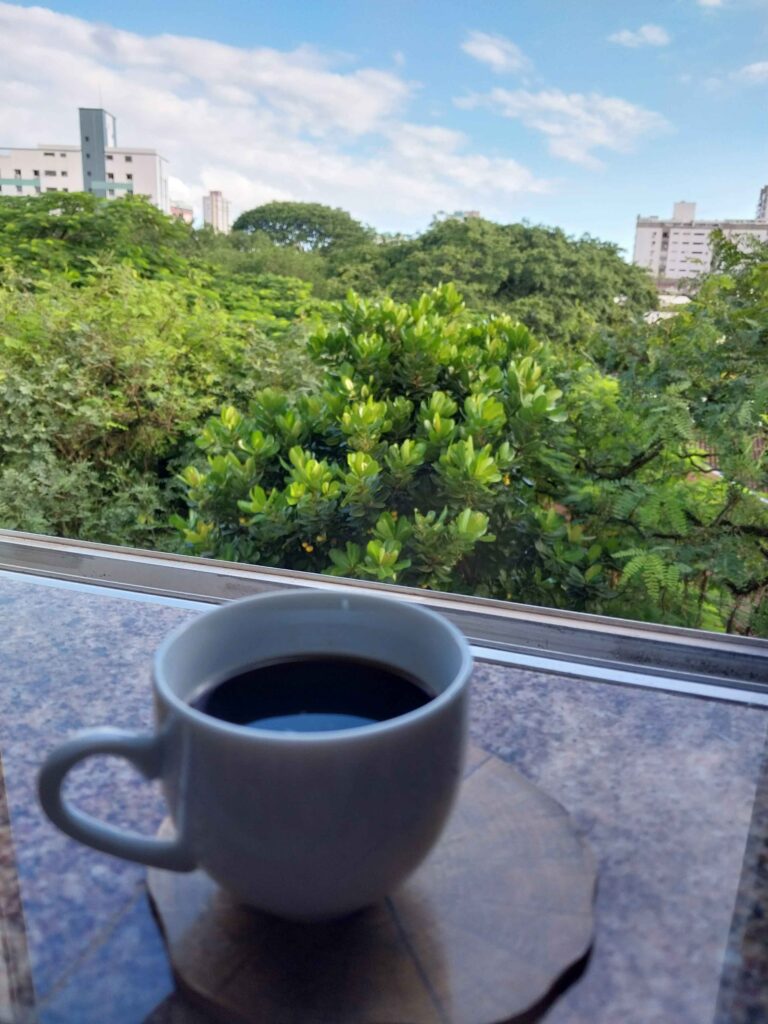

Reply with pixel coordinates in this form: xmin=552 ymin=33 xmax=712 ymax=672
xmin=366 ymin=216 xmax=657 ymax=345
xmin=0 ymin=195 xmax=321 ymax=546
xmin=580 ymin=232 xmax=768 ymax=632
xmin=173 ymin=286 xmax=580 ymax=596
xmin=0 ymin=192 xmax=192 ymax=280
xmin=173 ymin=278 xmax=768 ymax=633
xmin=0 ymin=194 xmax=765 ymax=633
xmin=229 ymin=206 xmax=657 ymax=343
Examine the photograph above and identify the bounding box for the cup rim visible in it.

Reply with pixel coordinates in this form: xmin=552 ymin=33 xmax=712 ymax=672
xmin=153 ymin=588 xmax=473 ymax=743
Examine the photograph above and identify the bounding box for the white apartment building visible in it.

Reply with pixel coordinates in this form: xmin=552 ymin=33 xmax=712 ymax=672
xmin=633 ymin=197 xmax=768 ymax=286
xmin=0 ymin=109 xmax=169 ymax=213
xmin=203 ymin=190 xmax=230 ymax=233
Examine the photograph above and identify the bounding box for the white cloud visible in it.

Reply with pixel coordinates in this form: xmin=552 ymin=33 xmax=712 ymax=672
xmin=0 ymin=2 xmax=548 ymax=230
xmin=698 ymin=0 xmax=724 ymax=7
xmin=608 ymin=24 xmax=671 ymax=48
xmin=167 ymin=175 xmax=192 ymax=203
xmin=461 ymin=31 xmax=531 ymax=74
xmin=457 ymin=88 xmax=670 ymax=168
xmin=385 ymin=124 xmax=543 ymax=200
xmin=733 ymin=61 xmax=768 ymax=83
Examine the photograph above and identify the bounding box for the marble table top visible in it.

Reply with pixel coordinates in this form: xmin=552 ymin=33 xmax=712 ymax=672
xmin=0 ymin=568 xmax=766 ymax=1024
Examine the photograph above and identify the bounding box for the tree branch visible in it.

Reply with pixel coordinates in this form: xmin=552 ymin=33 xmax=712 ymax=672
xmin=583 ymin=441 xmax=664 ymax=481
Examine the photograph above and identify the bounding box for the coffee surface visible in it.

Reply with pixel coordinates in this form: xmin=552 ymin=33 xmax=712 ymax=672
xmin=189 ymin=655 xmax=433 ymax=732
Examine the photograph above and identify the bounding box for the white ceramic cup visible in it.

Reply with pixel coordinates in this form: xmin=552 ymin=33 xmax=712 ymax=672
xmin=38 ymin=590 xmax=472 ymax=920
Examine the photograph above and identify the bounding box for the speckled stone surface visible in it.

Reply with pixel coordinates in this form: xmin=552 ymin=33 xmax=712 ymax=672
xmin=0 ymin=568 xmax=766 ymax=1024
xmin=714 ymin=741 xmax=768 ymax=1024
xmin=469 ymin=663 xmax=768 ymax=1024
xmin=0 ymin=572 xmax=193 ymax=1022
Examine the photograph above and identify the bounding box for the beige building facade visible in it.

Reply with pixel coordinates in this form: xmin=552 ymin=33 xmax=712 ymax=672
xmin=203 ymin=190 xmax=230 ymax=233
xmin=633 ymin=196 xmax=768 ymax=287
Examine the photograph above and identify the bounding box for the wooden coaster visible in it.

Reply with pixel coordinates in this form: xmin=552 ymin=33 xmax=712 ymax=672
xmin=147 ymin=746 xmax=597 ymax=1024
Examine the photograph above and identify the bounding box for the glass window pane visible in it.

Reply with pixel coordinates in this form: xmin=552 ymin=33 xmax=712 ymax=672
xmin=0 ymin=4 xmax=764 ymax=641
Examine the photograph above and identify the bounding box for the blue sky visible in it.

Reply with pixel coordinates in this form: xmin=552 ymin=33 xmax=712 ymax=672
xmin=1 ymin=0 xmax=766 ymax=254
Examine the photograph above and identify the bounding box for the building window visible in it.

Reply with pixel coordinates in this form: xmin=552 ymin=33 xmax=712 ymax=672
xmin=87 ymin=170 xmax=91 ymax=177
xmin=16 ymin=185 xmax=22 ymax=193
xmin=14 ymin=169 xmax=21 ymax=177
xmin=106 ymin=154 xmax=113 ymax=161
xmin=126 ymin=173 xmax=133 ymax=181
xmin=33 ymin=169 xmax=39 ymax=177
xmin=86 ymin=153 xmax=90 ymax=159
xmin=43 ymin=151 xmax=55 ymax=157
xmin=62 ymin=188 xmax=68 ymax=193
xmin=107 ymin=173 xmax=114 ymax=181
xmin=44 ymin=170 xmax=56 ymax=177
xmin=61 ymin=171 xmax=68 ymax=178
xmin=125 ymin=155 xmax=133 ymax=163
xmin=108 ymin=189 xmax=115 ymax=197
xmin=84 ymin=135 xmax=89 ymax=142
xmin=46 ymin=187 xmax=57 ymax=192
xmin=60 ymin=152 xmax=67 ymax=158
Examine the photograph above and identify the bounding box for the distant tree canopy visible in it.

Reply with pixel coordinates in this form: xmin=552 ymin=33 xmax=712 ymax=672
xmin=0 ymin=193 xmax=654 ymax=346
xmin=228 ymin=203 xmax=656 ymax=343
xmin=232 ymin=201 xmax=375 ymax=253
xmin=371 ymin=216 xmax=657 ymax=342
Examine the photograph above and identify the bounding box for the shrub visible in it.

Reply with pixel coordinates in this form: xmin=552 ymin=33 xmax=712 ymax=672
xmin=173 ymin=285 xmax=598 ymax=602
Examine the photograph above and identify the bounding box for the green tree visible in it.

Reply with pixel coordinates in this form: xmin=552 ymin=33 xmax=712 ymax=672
xmin=232 ymin=201 xmax=374 ymax=253
xmin=174 ymin=286 xmax=597 ymax=602
xmin=374 ymin=216 xmax=657 ymax=344
xmin=189 ymin=224 xmax=331 ymax=296
xmin=577 ymin=232 xmax=768 ymax=633
xmin=216 ymin=203 xmax=658 ymax=338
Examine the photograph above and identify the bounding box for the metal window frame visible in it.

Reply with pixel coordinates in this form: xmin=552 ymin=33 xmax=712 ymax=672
xmin=1 ymin=529 xmax=766 ymax=705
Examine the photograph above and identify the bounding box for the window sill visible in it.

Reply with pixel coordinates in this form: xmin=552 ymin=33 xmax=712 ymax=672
xmin=0 ymin=531 xmax=765 ymax=1023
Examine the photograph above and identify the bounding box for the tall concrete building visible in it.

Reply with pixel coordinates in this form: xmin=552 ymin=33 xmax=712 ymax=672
xmin=633 ymin=195 xmax=768 ymax=287
xmin=79 ymin=108 xmax=117 ymax=200
xmin=203 ymin=190 xmax=231 ymax=233
xmin=0 ymin=108 xmax=169 ymax=212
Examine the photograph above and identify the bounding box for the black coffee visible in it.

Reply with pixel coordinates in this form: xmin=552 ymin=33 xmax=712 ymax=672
xmin=189 ymin=655 xmax=433 ymax=733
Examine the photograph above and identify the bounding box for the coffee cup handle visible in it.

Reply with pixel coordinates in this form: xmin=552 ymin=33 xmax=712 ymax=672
xmin=38 ymin=727 xmax=196 ymax=871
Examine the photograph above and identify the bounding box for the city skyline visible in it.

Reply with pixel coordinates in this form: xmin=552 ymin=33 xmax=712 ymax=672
xmin=1 ymin=0 xmax=766 ymax=255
